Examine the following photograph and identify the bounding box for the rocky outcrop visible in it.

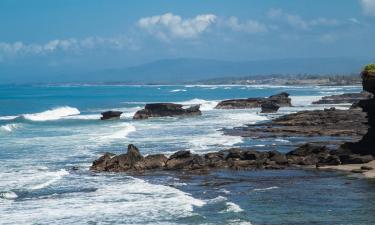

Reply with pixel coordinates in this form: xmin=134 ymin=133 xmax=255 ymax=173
xmin=90 ymin=144 xmax=374 ymax=173
xmin=261 ymin=102 xmax=280 ymax=113
xmin=215 ymin=92 xmax=292 ymax=109
xmin=312 ymin=92 xmax=372 ymax=104
xmin=133 ymin=103 xmax=201 ymax=120
xmin=101 ymin=111 xmax=123 ymax=120
xmin=343 ymin=68 xmax=375 ymax=156
xmin=225 ymin=107 xmax=368 ymax=139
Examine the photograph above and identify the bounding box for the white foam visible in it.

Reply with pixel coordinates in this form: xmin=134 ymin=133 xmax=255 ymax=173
xmin=223 ymin=202 xmax=244 ymax=213
xmin=291 ymin=95 xmax=324 ymax=106
xmin=176 ymin=98 xmax=219 ymax=111
xmin=189 ymin=131 xmax=243 ymax=150
xmin=170 ymin=89 xmax=187 ymax=93
xmin=0 ymin=177 xmax=206 ymax=224
xmin=0 ymin=123 xmax=19 ymax=132
xmin=29 ymin=169 xmax=69 ymax=190
xmin=253 ymin=186 xmax=279 ymax=192
xmin=0 ymin=191 xmax=18 ymax=200
xmin=99 ymin=123 xmax=136 ymax=140
xmin=22 ymin=107 xmax=80 ymax=121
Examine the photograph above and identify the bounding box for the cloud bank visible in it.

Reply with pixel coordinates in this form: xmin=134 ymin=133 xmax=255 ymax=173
xmin=137 ymin=13 xmax=217 ymax=40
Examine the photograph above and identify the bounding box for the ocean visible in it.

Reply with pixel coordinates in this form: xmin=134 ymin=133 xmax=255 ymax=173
xmin=1 ymin=84 xmax=375 ymax=224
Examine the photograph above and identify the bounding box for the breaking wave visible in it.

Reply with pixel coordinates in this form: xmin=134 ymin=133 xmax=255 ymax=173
xmin=21 ymin=107 xmax=80 ymax=121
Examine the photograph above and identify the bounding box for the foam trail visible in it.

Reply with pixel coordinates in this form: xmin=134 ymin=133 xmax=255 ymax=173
xmin=29 ymin=169 xmax=69 ymax=190
xmin=253 ymin=186 xmax=279 ymax=192
xmin=170 ymin=89 xmax=187 ymax=93
xmin=223 ymin=202 xmax=244 ymax=213
xmin=0 ymin=116 xmax=18 ymax=120
xmin=22 ymin=107 xmax=80 ymax=121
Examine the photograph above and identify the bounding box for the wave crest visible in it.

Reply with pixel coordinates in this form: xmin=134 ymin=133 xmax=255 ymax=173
xmin=22 ymin=106 xmax=80 ymax=121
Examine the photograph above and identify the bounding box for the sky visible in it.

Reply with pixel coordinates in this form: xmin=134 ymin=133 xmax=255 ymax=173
xmin=0 ymin=0 xmax=375 ymax=82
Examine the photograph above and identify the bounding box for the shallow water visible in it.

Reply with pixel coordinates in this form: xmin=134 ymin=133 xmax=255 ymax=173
xmin=2 ymin=84 xmax=374 ymax=224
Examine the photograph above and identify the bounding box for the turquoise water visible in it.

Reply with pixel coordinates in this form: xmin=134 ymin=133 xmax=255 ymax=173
xmin=1 ymin=84 xmax=374 ymax=225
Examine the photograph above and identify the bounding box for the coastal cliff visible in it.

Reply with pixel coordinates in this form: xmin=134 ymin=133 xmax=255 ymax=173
xmin=344 ymin=64 xmax=375 ymax=155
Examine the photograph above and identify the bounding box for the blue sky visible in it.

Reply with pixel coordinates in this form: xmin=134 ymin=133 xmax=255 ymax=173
xmin=0 ymin=0 xmax=375 ymax=79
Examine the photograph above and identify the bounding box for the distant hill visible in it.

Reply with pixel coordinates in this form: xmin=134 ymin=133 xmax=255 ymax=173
xmin=0 ymin=57 xmax=372 ymax=84
xmin=80 ymin=57 xmax=370 ymax=84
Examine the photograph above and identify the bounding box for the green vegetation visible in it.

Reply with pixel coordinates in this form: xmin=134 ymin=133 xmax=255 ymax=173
xmin=364 ymin=63 xmax=375 ymax=73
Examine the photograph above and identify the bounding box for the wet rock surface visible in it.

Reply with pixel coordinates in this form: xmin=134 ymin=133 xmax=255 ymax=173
xmin=215 ymin=92 xmax=292 ymax=109
xmin=312 ymin=91 xmax=372 ymax=104
xmin=133 ymin=103 xmax=201 ymax=119
xmin=90 ymin=144 xmax=374 ymax=173
xmin=225 ymin=107 xmax=368 ymax=139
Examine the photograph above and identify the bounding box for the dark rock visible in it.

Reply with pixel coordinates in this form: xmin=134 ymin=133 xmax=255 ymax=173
xmin=169 ymin=150 xmax=191 ymax=159
xmin=268 ymin=150 xmax=288 ymax=165
xmin=100 ymin=111 xmax=123 ymax=120
xmin=134 ymin=154 xmax=168 ymax=170
xmin=339 ymin=154 xmax=373 ymax=164
xmin=361 ymin=166 xmax=373 ymax=170
xmin=261 ymin=102 xmax=280 ymax=113
xmin=268 ymin=92 xmax=292 ymax=107
xmin=133 ymin=103 xmax=201 ymax=120
xmin=287 ymin=144 xmax=330 ymax=157
xmin=215 ymin=92 xmax=291 ymax=109
xmin=351 ymin=169 xmax=364 ymax=173
xmin=313 ymin=92 xmax=373 ymax=104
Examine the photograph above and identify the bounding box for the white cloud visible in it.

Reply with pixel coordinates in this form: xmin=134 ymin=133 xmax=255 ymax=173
xmin=319 ymin=34 xmax=336 ymax=43
xmin=137 ymin=13 xmax=217 ymax=40
xmin=267 ymin=8 xmax=339 ymax=30
xmin=360 ymin=0 xmax=375 ymax=16
xmin=0 ymin=36 xmax=137 ymax=60
xmin=348 ymin=17 xmax=360 ymax=24
xmin=225 ymin=16 xmax=267 ymax=33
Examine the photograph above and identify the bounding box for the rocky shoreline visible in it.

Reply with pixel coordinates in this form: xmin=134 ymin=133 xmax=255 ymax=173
xmin=90 ymin=143 xmax=373 ymax=173
xmin=91 ymin=65 xmax=375 ymax=177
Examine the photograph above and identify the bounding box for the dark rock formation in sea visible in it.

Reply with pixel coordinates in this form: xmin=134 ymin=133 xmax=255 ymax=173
xmin=225 ymin=107 xmax=368 ymax=139
xmin=312 ymin=91 xmax=372 ymax=105
xmin=343 ymin=68 xmax=375 ymax=155
xmin=215 ymin=92 xmax=292 ymax=109
xmin=261 ymin=102 xmax=280 ymax=113
xmin=133 ymin=103 xmax=201 ymax=120
xmin=100 ymin=111 xmax=123 ymax=120
xmin=90 ymin=144 xmax=374 ymax=173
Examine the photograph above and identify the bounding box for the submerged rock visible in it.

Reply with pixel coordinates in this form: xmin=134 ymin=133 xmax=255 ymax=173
xmin=215 ymin=92 xmax=292 ymax=109
xmin=101 ymin=111 xmax=123 ymax=120
xmin=133 ymin=103 xmax=201 ymax=120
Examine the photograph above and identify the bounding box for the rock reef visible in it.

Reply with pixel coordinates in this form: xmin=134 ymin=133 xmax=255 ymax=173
xmin=215 ymin=92 xmax=292 ymax=109
xmin=90 ymin=144 xmax=373 ymax=173
xmin=133 ymin=103 xmax=201 ymax=120
xmin=225 ymin=107 xmax=368 ymax=139
xmin=312 ymin=92 xmax=372 ymax=105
